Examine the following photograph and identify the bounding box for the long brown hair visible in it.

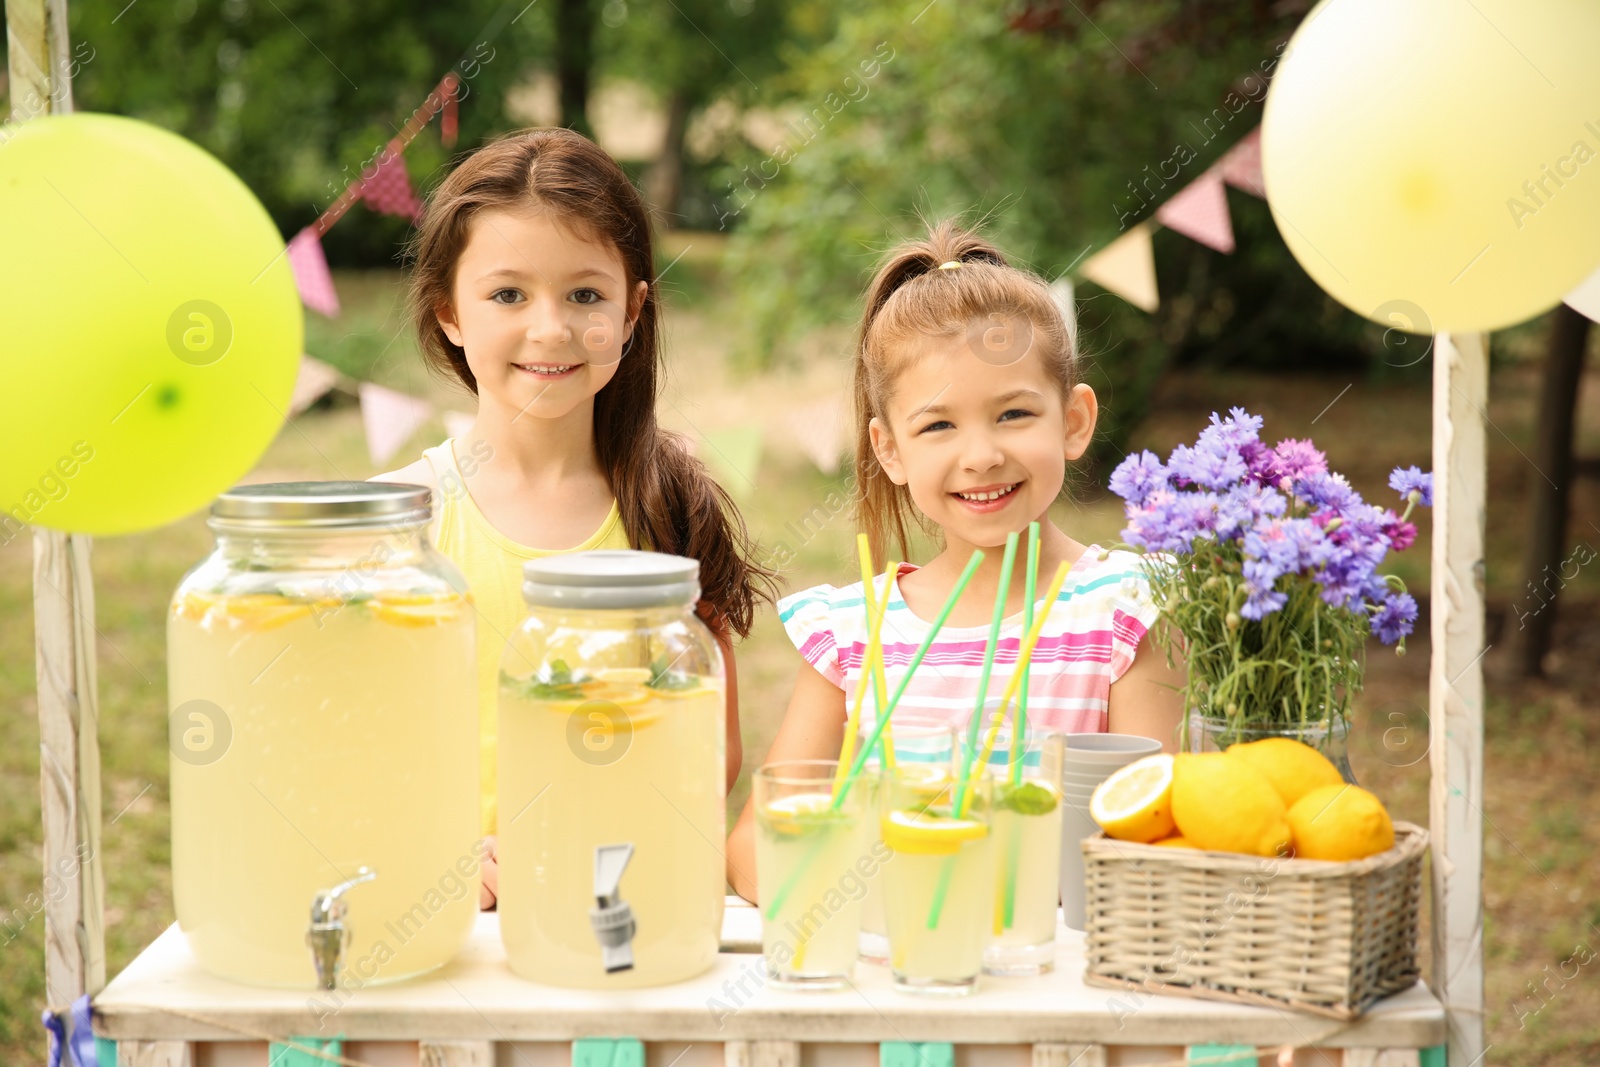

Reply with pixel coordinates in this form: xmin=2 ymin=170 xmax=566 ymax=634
xmin=853 ymin=218 xmax=1080 ymax=564
xmin=408 ymin=127 xmax=776 ymax=637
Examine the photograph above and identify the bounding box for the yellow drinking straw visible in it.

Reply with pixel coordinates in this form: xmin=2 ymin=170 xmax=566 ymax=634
xmin=859 ymin=535 xmax=896 ymax=772
xmin=832 ymin=538 xmax=897 ymax=799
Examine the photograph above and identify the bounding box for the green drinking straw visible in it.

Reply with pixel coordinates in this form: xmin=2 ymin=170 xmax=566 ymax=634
xmin=930 ymin=533 xmax=1018 ymax=932
xmin=763 ymin=549 xmax=985 ymax=921
xmin=954 ymin=531 xmax=1018 ymax=820
xmin=1002 ymin=521 xmax=1042 ymax=929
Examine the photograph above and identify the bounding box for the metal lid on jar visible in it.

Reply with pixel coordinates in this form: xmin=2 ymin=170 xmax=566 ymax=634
xmin=209 ymin=481 xmax=432 ymax=531
xmin=522 ymin=550 xmax=701 ymax=610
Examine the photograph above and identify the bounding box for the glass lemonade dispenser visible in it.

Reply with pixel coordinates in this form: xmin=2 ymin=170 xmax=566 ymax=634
xmin=498 ymin=550 xmax=726 ymax=988
xmin=167 ymin=482 xmax=479 ymax=988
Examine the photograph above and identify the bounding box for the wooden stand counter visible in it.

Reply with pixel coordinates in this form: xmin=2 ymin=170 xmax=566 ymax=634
xmin=93 ymin=899 xmax=1444 ymax=1067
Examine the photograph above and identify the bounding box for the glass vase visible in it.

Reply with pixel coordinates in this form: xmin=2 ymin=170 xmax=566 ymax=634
xmin=1187 ymin=712 xmax=1357 ymax=786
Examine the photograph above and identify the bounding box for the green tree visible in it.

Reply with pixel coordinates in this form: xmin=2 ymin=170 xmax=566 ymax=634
xmin=718 ymin=0 xmax=1411 ymax=466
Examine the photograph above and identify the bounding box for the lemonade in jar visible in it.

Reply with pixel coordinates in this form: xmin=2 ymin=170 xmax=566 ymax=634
xmin=168 ymin=482 xmax=479 ymax=989
xmin=498 ymin=551 xmax=725 ymax=988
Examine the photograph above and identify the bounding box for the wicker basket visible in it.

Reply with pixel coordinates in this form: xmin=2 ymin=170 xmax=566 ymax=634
xmin=1080 ymin=821 xmax=1428 ymax=1020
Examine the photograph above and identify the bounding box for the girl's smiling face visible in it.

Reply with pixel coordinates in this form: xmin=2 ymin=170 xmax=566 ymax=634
xmin=438 ymin=208 xmax=648 ymax=420
xmin=869 ymin=327 xmax=1098 ymax=548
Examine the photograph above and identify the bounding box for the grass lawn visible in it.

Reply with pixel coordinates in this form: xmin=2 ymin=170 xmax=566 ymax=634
xmin=2 ymin=248 xmax=1598 ymax=1063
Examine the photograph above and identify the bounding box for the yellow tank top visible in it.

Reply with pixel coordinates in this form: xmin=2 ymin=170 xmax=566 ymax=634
xmin=421 ymin=439 xmax=632 ymax=834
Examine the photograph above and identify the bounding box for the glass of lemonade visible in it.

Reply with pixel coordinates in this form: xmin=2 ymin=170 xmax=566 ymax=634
xmin=856 ymin=715 xmax=958 ymax=965
xmin=498 ymin=551 xmax=726 ymax=989
xmin=880 ymin=766 xmax=994 ymax=995
xmin=979 ymin=729 xmax=1065 ymax=976
xmin=754 ymin=760 xmax=871 ymax=989
xmin=168 ymin=482 xmax=479 ymax=989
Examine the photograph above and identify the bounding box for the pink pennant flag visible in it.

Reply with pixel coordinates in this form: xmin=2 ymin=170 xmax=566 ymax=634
xmin=1219 ymin=127 xmax=1265 ymax=198
xmin=285 ymin=227 xmax=341 ymax=318
xmin=360 ymin=145 xmax=424 ymax=224
xmin=359 ymin=382 xmax=435 ymax=467
xmin=1156 ymin=169 xmax=1236 ymax=254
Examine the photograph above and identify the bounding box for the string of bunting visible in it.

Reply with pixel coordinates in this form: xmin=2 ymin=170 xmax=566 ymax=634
xmin=1074 ymin=127 xmax=1264 ymax=314
xmin=285 ymin=72 xmax=461 ymax=319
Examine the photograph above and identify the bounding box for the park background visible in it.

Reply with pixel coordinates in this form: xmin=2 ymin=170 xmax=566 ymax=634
xmin=2 ymin=0 xmax=1597 ymax=1062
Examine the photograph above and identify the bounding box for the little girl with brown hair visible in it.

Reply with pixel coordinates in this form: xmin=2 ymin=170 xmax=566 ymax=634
xmin=375 ymin=128 xmax=775 ymax=906
xmin=725 ymin=219 xmax=1185 ymax=902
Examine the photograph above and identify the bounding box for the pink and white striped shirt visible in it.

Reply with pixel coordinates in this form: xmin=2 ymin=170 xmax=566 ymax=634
xmin=777 ymin=545 xmax=1162 ymax=736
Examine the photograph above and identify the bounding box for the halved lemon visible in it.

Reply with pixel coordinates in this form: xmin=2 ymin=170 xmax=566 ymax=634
xmin=880 ymin=808 xmax=987 ymax=855
xmin=1089 ymin=753 xmax=1176 ymax=843
xmin=759 ymin=793 xmax=843 ymax=837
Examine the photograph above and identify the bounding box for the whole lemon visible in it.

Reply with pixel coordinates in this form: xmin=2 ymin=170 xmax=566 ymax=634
xmin=1153 ymin=835 xmax=1196 ymax=849
xmin=1170 ymin=753 xmax=1292 ymax=857
xmin=1287 ymin=784 xmax=1395 ymax=861
xmin=1226 ymin=737 xmax=1345 ymax=808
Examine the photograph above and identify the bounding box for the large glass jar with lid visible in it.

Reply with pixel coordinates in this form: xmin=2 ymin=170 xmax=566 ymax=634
xmin=497 ymin=550 xmax=726 ymax=988
xmin=167 ymin=482 xmax=479 ymax=989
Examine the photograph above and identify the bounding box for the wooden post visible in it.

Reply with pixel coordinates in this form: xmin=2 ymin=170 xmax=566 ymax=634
xmin=10 ymin=0 xmax=106 ymax=1024
xmin=1428 ymin=331 xmax=1488 ymax=1065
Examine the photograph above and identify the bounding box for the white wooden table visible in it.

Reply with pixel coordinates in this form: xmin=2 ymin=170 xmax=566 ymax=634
xmin=93 ymin=899 xmax=1444 ymax=1067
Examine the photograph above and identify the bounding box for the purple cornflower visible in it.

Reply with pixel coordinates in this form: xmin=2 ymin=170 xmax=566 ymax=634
xmin=1108 ymin=450 xmax=1169 ymax=507
xmin=1389 ymin=466 xmax=1433 ymax=507
xmin=1267 ymin=439 xmax=1328 ymax=486
xmin=1371 ymin=592 xmax=1419 ymax=644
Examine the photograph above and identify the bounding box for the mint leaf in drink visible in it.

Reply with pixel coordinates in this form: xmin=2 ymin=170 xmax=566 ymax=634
xmin=996 ymin=781 xmax=1059 ymax=815
xmin=646 ymin=655 xmax=700 ymax=691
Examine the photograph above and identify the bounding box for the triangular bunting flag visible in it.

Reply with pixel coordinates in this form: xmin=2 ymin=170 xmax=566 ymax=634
xmin=285 ymin=227 xmax=341 ymax=318
xmin=360 ymin=146 xmax=424 ymax=224
xmin=1565 ymin=261 xmax=1600 ymax=323
xmin=784 ymin=395 xmax=848 ymax=474
xmin=443 ymin=410 xmax=476 ymax=440
xmin=359 ymin=382 xmax=435 ymax=467
xmin=1156 ymin=168 xmax=1235 ymax=254
xmin=1080 ymin=222 xmax=1159 ymax=313
xmin=441 ymin=78 xmax=459 ymax=148
xmin=698 ymin=425 xmax=763 ymax=500
xmin=1049 ymin=277 xmax=1078 ymax=352
xmin=1219 ymin=127 xmax=1264 ymax=198
xmin=289 ymin=355 xmax=344 ymax=416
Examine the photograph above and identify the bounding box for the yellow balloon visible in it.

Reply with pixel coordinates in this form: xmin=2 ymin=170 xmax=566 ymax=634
xmin=1262 ymin=0 xmax=1600 ymax=334
xmin=0 ymin=113 xmax=301 ymax=536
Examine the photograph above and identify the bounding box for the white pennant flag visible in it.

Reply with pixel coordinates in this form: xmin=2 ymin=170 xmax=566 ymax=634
xmin=1080 ymin=222 xmax=1159 ymax=313
xmin=289 ymin=355 xmax=344 ymax=416
xmin=359 ymin=383 xmax=435 ymax=467
xmin=1565 ymin=261 xmax=1600 ymax=323
xmin=785 ymin=394 xmax=848 ymax=474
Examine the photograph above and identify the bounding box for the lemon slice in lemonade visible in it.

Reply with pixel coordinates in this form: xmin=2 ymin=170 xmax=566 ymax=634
xmin=204 ymin=593 xmax=313 ymax=631
xmin=1089 ymin=753 xmax=1176 ymax=843
xmin=367 ymin=591 xmax=469 ymax=627
xmin=759 ymin=793 xmax=841 ymax=837
xmin=880 ymin=809 xmax=987 ymax=855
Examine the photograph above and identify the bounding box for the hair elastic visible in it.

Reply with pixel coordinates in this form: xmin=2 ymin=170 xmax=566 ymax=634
xmin=936 ymin=260 xmax=963 ymax=271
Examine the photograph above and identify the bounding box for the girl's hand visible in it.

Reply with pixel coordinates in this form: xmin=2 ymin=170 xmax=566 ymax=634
xmin=479 ymin=835 xmax=498 ymax=910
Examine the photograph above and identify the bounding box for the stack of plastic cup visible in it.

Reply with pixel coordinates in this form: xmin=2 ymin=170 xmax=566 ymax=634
xmin=1058 ymin=733 xmax=1164 ymax=930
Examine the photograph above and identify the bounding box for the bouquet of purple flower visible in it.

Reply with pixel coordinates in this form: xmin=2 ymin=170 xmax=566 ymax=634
xmin=1108 ymin=408 xmax=1432 ymax=742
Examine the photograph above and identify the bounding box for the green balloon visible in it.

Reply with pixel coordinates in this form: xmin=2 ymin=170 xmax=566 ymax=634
xmin=0 ymin=113 xmax=302 ymax=536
